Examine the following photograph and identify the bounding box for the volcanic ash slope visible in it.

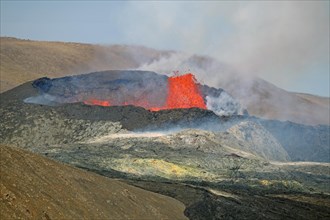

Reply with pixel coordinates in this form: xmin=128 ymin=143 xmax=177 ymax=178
xmin=0 ymin=145 xmax=187 ymax=220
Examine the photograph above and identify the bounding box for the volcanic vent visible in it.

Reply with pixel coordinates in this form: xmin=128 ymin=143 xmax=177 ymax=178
xmin=25 ymin=70 xmax=245 ymax=116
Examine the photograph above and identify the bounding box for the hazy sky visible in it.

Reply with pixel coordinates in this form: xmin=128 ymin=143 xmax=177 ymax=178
xmin=1 ymin=1 xmax=329 ymax=97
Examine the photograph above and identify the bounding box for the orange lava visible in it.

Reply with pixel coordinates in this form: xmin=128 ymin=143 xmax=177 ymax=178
xmin=165 ymin=73 xmax=206 ymax=110
xmin=84 ymin=99 xmax=111 ymax=107
xmin=83 ymin=73 xmax=206 ymax=110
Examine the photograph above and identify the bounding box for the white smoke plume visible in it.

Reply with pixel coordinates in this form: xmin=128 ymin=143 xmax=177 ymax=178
xmin=24 ymin=94 xmax=58 ymax=106
xmin=137 ymin=52 xmax=232 ymax=88
xmin=215 ymin=1 xmax=329 ymax=92
xmin=121 ymin=1 xmax=329 ymax=96
xmin=206 ymin=93 xmax=243 ymax=117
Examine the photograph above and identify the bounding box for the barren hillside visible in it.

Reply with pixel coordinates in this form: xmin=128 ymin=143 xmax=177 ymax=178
xmin=0 ymin=144 xmax=187 ymax=220
xmin=0 ymin=37 xmax=166 ymax=92
xmin=219 ymin=77 xmax=330 ymax=125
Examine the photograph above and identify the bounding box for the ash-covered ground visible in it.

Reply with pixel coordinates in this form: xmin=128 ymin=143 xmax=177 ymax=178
xmin=1 ymin=70 xmax=329 ymax=219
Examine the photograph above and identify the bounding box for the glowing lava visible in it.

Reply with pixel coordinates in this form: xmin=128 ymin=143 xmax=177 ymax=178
xmin=84 ymin=99 xmax=111 ymax=107
xmin=83 ymin=73 xmax=206 ymax=111
xmin=165 ymin=73 xmax=206 ymax=110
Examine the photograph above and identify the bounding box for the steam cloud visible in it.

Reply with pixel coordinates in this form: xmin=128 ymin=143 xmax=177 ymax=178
xmin=24 ymin=94 xmax=58 ymax=106
xmin=125 ymin=1 xmax=329 ymax=95
xmin=213 ymin=1 xmax=329 ymax=80
xmin=206 ymin=93 xmax=243 ymax=117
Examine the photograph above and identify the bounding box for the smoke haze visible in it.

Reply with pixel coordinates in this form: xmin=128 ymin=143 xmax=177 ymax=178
xmin=215 ymin=2 xmax=329 ymax=88
xmin=132 ymin=1 xmax=329 ymax=95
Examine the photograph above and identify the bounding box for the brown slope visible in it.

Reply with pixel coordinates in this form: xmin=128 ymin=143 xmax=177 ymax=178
xmin=0 ymin=37 xmax=166 ymax=92
xmin=218 ymin=76 xmax=330 ymax=125
xmin=294 ymin=93 xmax=330 ymax=108
xmin=0 ymin=145 xmax=187 ymax=220
xmin=246 ymin=80 xmax=329 ymax=125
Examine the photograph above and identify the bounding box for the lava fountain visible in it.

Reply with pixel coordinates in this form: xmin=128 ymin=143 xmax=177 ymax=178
xmin=166 ymin=73 xmax=206 ymax=110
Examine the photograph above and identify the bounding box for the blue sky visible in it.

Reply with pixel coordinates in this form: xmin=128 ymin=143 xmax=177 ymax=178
xmin=1 ymin=1 xmax=329 ymax=97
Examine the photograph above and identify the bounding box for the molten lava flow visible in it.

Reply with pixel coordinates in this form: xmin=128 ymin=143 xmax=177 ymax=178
xmin=165 ymin=73 xmax=206 ymax=110
xmin=83 ymin=73 xmax=206 ymax=111
xmin=84 ymin=99 xmax=111 ymax=107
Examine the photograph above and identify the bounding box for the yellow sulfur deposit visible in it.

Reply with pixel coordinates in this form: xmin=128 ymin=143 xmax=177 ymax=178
xmin=111 ymin=158 xmax=212 ymax=180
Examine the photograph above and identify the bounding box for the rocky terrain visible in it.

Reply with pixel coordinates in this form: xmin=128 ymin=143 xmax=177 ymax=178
xmin=1 ymin=37 xmax=329 ymax=125
xmin=258 ymin=119 xmax=330 ymax=162
xmin=0 ymin=144 xmax=187 ymax=220
xmin=2 ymin=124 xmax=330 ymax=220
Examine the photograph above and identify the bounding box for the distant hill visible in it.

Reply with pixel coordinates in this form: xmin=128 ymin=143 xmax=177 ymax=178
xmin=294 ymin=92 xmax=329 ymax=109
xmin=0 ymin=144 xmax=187 ymax=219
xmin=0 ymin=37 xmax=328 ymax=125
xmin=218 ymin=77 xmax=329 ymax=125
xmin=0 ymin=37 xmax=167 ymax=92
